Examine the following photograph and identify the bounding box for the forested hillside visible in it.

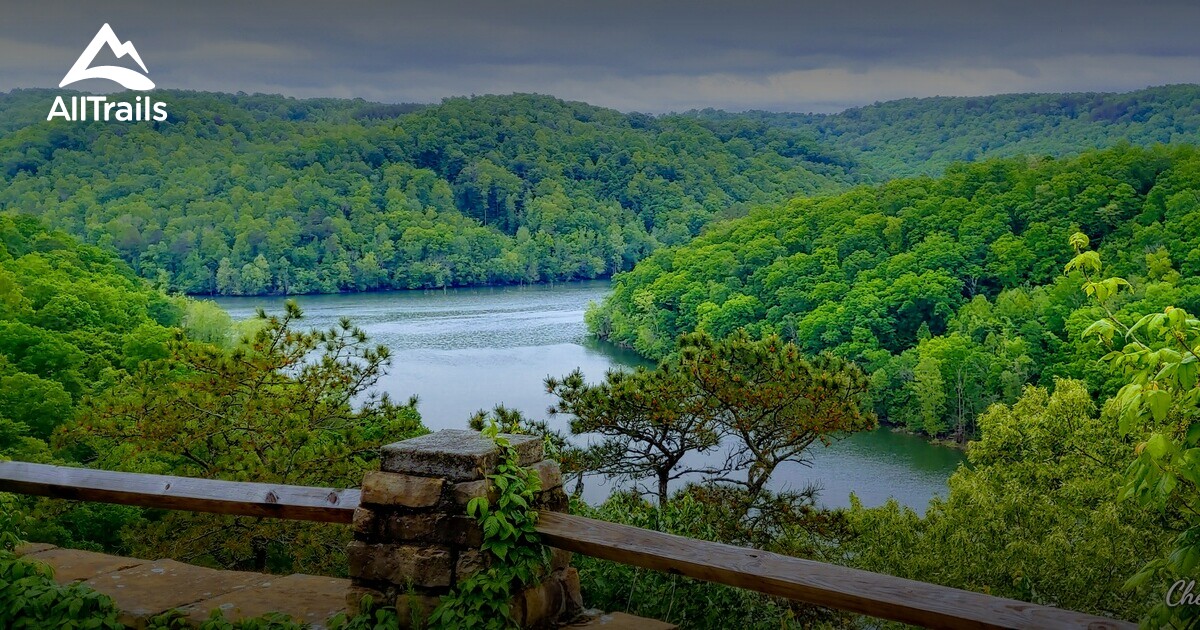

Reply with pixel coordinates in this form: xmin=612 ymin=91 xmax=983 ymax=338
xmin=5 ymin=85 xmax=1200 ymax=626
xmin=0 ymin=213 xmax=181 ymax=460
xmin=2 ymin=86 xmax=1198 ymax=296
xmin=588 ymin=145 xmax=1200 ymax=437
xmin=0 ymin=90 xmax=854 ymax=295
xmin=697 ymin=84 xmax=1200 ymax=177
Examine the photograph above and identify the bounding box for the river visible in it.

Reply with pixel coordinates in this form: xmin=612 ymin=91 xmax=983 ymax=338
xmin=215 ymin=280 xmax=964 ymax=512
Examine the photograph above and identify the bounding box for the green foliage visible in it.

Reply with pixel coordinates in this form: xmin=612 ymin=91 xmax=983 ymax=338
xmin=19 ymin=503 xmax=141 ymax=555
xmin=910 ymin=354 xmax=947 ymax=435
xmin=0 ymin=214 xmax=191 ymax=551
xmin=327 ymin=599 xmax=404 ymax=630
xmin=63 ymin=302 xmax=426 ymax=574
xmin=8 ymin=87 xmax=1192 ymax=296
xmin=549 ymin=331 xmax=873 ymax=505
xmin=3 ymin=85 xmax=1200 ymax=627
xmin=572 ymin=488 xmax=847 ymax=629
xmin=592 ymin=144 xmax=1200 ymax=438
xmin=468 ymin=404 xmax=569 ymax=461
xmin=1068 ymin=233 xmax=1200 ymax=628
xmin=145 ymin=609 xmax=310 ymax=630
xmin=677 ymin=331 xmax=875 ymax=499
xmin=181 ymin=299 xmax=234 ymax=347
xmin=843 ymin=380 xmax=1167 ymax=622
xmin=0 ymin=553 xmax=123 ymax=630
xmin=429 ymin=423 xmax=548 ymax=630
xmin=0 ymin=493 xmax=25 ymax=552
xmin=693 ymin=85 xmax=1200 ymax=177
xmin=467 ymin=405 xmax=588 ymax=493
xmin=547 ymin=360 xmax=721 ymax=507
xmin=0 ymin=90 xmax=856 ymax=295
xmin=0 ymin=213 xmax=181 ymax=459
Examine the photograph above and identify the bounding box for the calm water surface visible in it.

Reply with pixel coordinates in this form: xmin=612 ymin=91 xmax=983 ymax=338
xmin=216 ymin=281 xmax=964 ymax=511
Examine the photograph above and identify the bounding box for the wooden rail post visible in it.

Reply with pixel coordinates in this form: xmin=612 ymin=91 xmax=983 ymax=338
xmin=345 ymin=429 xmax=581 ymax=628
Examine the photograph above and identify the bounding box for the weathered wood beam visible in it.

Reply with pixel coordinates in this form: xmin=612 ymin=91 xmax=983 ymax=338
xmin=535 ymin=511 xmax=1134 ymax=630
xmin=0 ymin=461 xmax=357 ymax=523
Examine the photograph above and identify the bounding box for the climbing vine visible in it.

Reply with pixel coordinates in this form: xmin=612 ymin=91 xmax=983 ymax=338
xmin=428 ymin=422 xmax=549 ymax=629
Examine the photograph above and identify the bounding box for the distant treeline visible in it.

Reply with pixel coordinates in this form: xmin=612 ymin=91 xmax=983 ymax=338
xmin=1 ymin=86 xmax=1198 ymax=295
xmin=688 ymin=84 xmax=1200 ymax=177
xmin=0 ymin=90 xmax=853 ymax=295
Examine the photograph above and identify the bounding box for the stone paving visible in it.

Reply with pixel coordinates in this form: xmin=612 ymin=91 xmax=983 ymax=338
xmin=565 ymin=611 xmax=679 ymax=629
xmin=15 ymin=544 xmax=347 ymax=628
xmin=14 ymin=543 xmax=677 ymax=629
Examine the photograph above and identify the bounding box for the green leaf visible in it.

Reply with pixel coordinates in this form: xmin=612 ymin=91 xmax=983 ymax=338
xmin=1128 ymin=313 xmax=1160 ymax=340
xmin=1179 ymin=361 xmax=1198 ymax=391
xmin=1068 ymin=232 xmax=1090 ymax=251
xmin=1119 ymin=392 xmax=1144 ymax=434
xmin=467 ymin=496 xmax=486 ymax=518
xmin=1146 ymin=433 xmax=1173 ymax=459
xmin=1146 ymin=389 xmax=1172 ymax=423
xmin=1081 ymin=319 xmax=1115 ymax=340
xmin=1064 ymin=250 xmax=1101 ymax=274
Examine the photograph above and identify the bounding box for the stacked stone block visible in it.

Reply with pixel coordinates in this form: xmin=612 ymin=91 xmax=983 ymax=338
xmin=347 ymin=429 xmax=582 ymax=628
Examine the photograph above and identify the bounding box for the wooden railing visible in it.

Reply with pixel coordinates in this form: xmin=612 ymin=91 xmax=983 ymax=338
xmin=0 ymin=461 xmax=1133 ymax=630
xmin=0 ymin=461 xmax=358 ymax=523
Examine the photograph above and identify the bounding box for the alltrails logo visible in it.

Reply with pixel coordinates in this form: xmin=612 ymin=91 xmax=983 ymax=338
xmin=48 ymin=24 xmax=168 ymax=122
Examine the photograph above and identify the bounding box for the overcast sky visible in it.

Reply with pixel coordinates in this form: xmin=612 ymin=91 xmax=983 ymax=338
xmin=2 ymin=1 xmax=1199 ymax=113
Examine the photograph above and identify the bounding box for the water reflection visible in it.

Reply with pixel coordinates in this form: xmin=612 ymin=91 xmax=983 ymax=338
xmin=215 ymin=281 xmax=963 ymax=512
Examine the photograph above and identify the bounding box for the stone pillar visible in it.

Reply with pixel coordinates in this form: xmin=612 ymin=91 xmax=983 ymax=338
xmin=347 ymin=429 xmax=582 ymax=628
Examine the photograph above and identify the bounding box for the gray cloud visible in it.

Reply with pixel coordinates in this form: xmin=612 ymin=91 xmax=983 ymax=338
xmin=2 ymin=0 xmax=1199 ymax=112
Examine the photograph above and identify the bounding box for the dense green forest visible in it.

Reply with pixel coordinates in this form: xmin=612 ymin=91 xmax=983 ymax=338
xmin=5 ymin=86 xmax=1200 ymax=627
xmin=577 ymin=144 xmax=1200 ymax=625
xmin=0 ymin=90 xmax=855 ymax=295
xmin=692 ymin=84 xmax=1200 ymax=177
xmin=2 ymin=85 xmax=1198 ymax=296
xmin=0 ymin=213 xmax=181 ymax=460
xmin=588 ymin=145 xmax=1200 ymax=438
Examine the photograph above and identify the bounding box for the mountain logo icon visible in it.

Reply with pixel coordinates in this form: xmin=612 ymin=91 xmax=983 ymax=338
xmin=59 ymin=24 xmax=155 ymax=91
